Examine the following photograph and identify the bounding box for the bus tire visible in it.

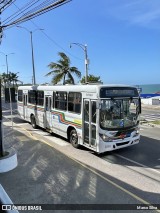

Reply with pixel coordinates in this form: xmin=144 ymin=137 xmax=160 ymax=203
xmin=70 ymin=129 xmax=79 ymax=149
xmin=31 ymin=115 xmax=37 ymax=129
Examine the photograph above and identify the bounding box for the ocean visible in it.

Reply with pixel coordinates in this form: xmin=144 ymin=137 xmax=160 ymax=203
xmin=136 ymin=84 xmax=160 ymax=94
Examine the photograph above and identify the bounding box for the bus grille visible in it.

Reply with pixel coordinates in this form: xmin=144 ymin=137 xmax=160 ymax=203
xmin=116 ymin=141 xmax=129 ymax=147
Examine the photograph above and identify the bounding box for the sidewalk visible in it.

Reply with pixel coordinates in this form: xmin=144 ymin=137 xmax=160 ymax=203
xmin=141 ymin=103 xmax=160 ymax=110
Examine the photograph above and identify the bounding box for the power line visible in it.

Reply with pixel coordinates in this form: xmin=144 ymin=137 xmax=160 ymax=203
xmin=1 ymin=0 xmax=83 ymax=62
xmin=0 ymin=0 xmax=16 ymax=13
xmin=0 ymin=0 xmax=14 ymax=43
xmin=19 ymin=0 xmax=54 ymax=17
xmin=0 ymin=0 xmax=72 ymax=44
xmin=2 ymin=0 xmax=41 ymax=25
xmin=0 ymin=0 xmax=13 ymax=12
xmin=2 ymin=0 xmax=71 ymax=28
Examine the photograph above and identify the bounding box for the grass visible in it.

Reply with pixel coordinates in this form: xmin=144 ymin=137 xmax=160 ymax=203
xmin=150 ymin=120 xmax=160 ymax=125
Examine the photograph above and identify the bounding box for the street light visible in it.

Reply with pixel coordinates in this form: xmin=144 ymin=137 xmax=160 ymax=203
xmin=70 ymin=43 xmax=89 ymax=83
xmin=0 ymin=78 xmax=4 ymax=157
xmin=17 ymin=26 xmax=44 ymax=85
xmin=0 ymin=52 xmax=14 ymax=75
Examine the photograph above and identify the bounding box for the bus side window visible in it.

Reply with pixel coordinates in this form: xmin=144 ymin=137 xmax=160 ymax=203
xmin=55 ymin=92 xmax=67 ymax=111
xmin=52 ymin=92 xmax=55 ymax=109
xmin=37 ymin=91 xmax=44 ymax=106
xmin=28 ymin=90 xmax=37 ymax=105
xmin=45 ymin=97 xmax=49 ymax=111
xmin=92 ymin=102 xmax=96 ymax=123
xmin=68 ymin=92 xmax=81 ymax=114
xmin=84 ymin=101 xmax=89 ymax=122
xmin=18 ymin=90 xmax=23 ymax=102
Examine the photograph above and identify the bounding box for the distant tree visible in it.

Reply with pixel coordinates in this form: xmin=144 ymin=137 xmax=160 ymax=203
xmin=0 ymin=72 xmax=8 ymax=88
xmin=45 ymin=52 xmax=81 ymax=85
xmin=0 ymin=72 xmax=20 ymax=90
xmin=8 ymin=72 xmax=19 ymax=87
xmin=80 ymin=74 xmax=102 ymax=84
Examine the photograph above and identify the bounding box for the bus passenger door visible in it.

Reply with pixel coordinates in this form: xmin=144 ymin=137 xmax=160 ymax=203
xmin=44 ymin=96 xmax=52 ymax=129
xmin=23 ymin=94 xmax=28 ymax=119
xmin=83 ymin=99 xmax=97 ymax=148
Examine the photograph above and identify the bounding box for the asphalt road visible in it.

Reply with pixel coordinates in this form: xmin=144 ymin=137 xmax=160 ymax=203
xmin=0 ymin=102 xmax=160 ymax=212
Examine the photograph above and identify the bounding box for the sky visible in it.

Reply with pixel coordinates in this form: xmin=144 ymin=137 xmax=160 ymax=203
xmin=0 ymin=0 xmax=160 ymax=86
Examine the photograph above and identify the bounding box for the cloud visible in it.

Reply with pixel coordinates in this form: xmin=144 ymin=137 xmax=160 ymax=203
xmin=106 ymin=0 xmax=160 ymax=28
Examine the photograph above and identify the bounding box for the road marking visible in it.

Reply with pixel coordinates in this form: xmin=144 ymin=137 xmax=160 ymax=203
xmin=141 ymin=113 xmax=160 ymax=121
xmin=3 ymin=114 xmax=18 ymax=119
xmin=37 ymin=131 xmax=69 ymax=146
xmin=13 ymin=123 xmax=27 ymax=126
xmin=115 ymin=154 xmax=160 ymax=175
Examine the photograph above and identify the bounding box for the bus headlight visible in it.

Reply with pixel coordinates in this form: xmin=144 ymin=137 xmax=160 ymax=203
xmin=99 ymin=134 xmax=113 ymax=142
xmin=133 ymin=128 xmax=139 ymax=137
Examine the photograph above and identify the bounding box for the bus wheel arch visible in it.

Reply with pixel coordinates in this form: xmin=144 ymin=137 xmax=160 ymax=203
xmin=30 ymin=114 xmax=37 ymax=129
xmin=67 ymin=127 xmax=79 ymax=149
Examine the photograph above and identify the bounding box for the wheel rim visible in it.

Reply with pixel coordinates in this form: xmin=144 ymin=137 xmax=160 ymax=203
xmin=31 ymin=117 xmax=34 ymax=125
xmin=71 ymin=132 xmax=78 ymax=145
xmin=31 ymin=116 xmax=35 ymax=127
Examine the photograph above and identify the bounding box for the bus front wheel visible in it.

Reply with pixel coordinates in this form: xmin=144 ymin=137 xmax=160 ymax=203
xmin=70 ymin=129 xmax=79 ymax=149
xmin=31 ymin=115 xmax=37 ymax=129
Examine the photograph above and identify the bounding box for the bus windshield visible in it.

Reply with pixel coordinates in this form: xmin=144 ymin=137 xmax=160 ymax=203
xmin=100 ymin=98 xmax=140 ymax=129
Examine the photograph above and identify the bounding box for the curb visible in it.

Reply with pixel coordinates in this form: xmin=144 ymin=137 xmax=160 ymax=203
xmin=0 ymin=184 xmax=19 ymax=213
xmin=0 ymin=148 xmax=18 ymax=173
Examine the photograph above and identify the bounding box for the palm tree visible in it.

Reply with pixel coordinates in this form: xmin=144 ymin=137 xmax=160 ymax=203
xmin=9 ymin=72 xmax=19 ymax=87
xmin=46 ymin=52 xmax=81 ymax=85
xmin=1 ymin=72 xmax=8 ymax=88
xmin=1 ymin=71 xmax=19 ymax=89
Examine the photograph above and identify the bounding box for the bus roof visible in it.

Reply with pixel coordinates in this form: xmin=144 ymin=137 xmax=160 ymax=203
xmin=18 ymin=84 xmax=136 ymax=93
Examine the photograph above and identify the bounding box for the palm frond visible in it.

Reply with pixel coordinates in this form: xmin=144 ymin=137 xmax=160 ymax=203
xmin=47 ymin=52 xmax=80 ymax=84
xmin=48 ymin=62 xmax=62 ymax=70
xmin=67 ymin=72 xmax=75 ymax=84
xmin=70 ymin=67 xmax=81 ymax=78
xmin=45 ymin=69 xmax=62 ymax=77
xmin=52 ymin=72 xmax=64 ymax=85
xmin=58 ymin=52 xmax=70 ymax=63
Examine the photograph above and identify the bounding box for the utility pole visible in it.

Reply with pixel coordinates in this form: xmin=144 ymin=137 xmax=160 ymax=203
xmin=0 ymin=78 xmax=4 ymax=157
xmin=17 ymin=26 xmax=43 ymax=85
xmin=0 ymin=3 xmax=12 ymax=147
xmin=30 ymin=31 xmax=36 ymax=85
xmin=70 ymin=43 xmax=89 ymax=83
xmin=84 ymin=44 xmax=88 ymax=83
xmin=0 ymin=52 xmax=14 ymax=75
xmin=6 ymin=54 xmax=9 ymax=75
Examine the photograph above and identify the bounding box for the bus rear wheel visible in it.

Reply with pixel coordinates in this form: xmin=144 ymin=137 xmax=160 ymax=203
xmin=31 ymin=115 xmax=37 ymax=129
xmin=70 ymin=129 xmax=79 ymax=149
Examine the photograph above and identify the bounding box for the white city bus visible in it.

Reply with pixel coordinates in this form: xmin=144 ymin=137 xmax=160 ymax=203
xmin=17 ymin=84 xmax=141 ymax=153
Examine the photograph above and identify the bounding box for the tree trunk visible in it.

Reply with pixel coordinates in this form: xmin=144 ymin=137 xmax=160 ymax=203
xmin=63 ymin=75 xmax=66 ymax=85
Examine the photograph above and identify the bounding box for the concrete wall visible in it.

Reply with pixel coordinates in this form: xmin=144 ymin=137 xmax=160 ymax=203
xmin=141 ymin=98 xmax=152 ymax=105
xmin=141 ymin=97 xmax=160 ymax=105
